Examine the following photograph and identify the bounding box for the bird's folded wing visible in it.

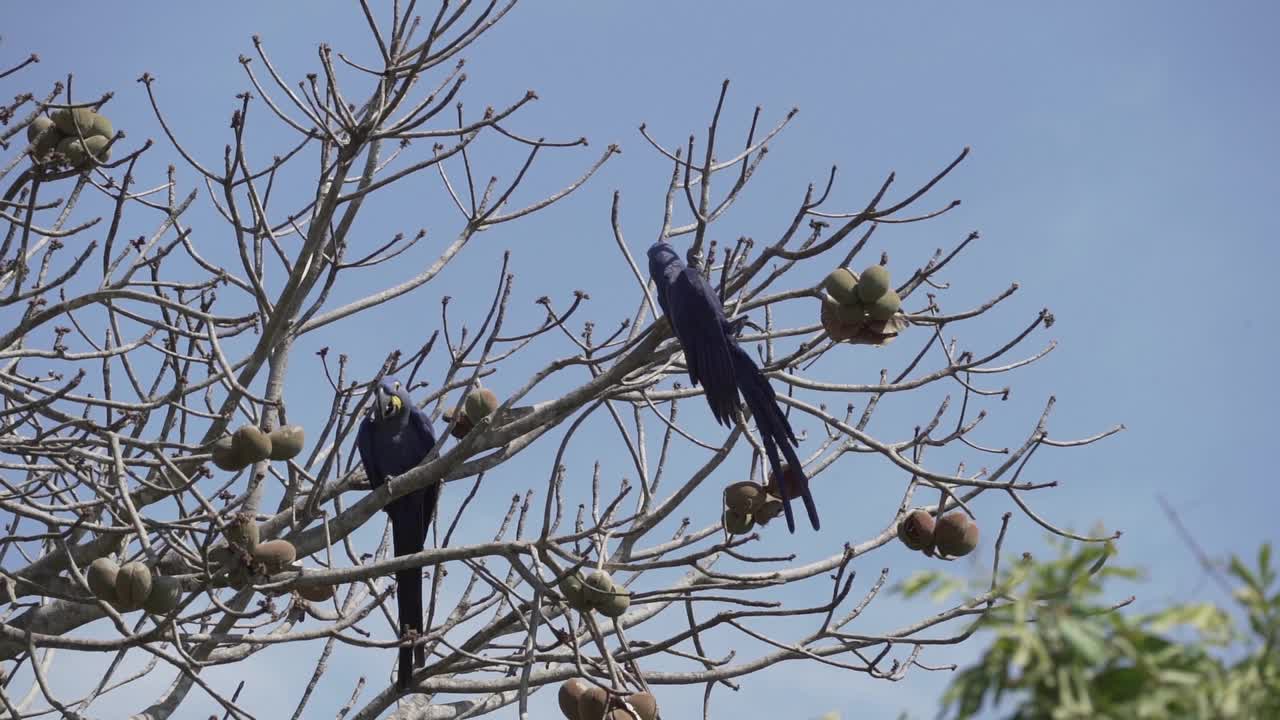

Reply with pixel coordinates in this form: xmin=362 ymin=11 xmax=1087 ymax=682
xmin=666 ymin=268 xmax=740 ymax=425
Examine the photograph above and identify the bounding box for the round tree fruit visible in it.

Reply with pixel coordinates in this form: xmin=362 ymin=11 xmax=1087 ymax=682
xmin=51 ymin=107 xmax=96 ymax=136
xmin=57 ymin=137 xmax=87 ymax=167
xmin=27 ymin=115 xmax=54 ymax=143
xmin=723 ymin=481 xmax=764 ymax=514
xmin=231 ymin=425 xmax=273 ymax=464
xmin=252 ymin=539 xmax=297 ymax=571
xmin=464 ymin=387 xmax=499 ymax=424
xmin=582 ymin=570 xmax=616 ymax=608
xmin=934 ymin=512 xmax=980 ymax=557
xmin=115 ymin=562 xmax=153 ymax=611
xmin=597 ymin=586 xmax=631 ymax=618
xmin=867 ymin=289 xmax=902 ymax=322
xmin=856 ymin=264 xmax=892 ymax=303
xmin=723 ymin=508 xmax=754 ymax=535
xmin=88 ymin=112 xmax=113 ymax=140
xmin=897 ymin=509 xmax=936 ymax=551
xmin=560 ymin=573 xmax=590 ymax=611
xmin=267 ymin=425 xmax=305 ymax=460
xmin=297 ymin=577 xmax=335 ymax=602
xmin=81 ymin=135 xmax=110 ymax=164
xmin=211 ymin=436 xmax=244 ymax=471
xmin=577 ymin=686 xmax=610 ymax=720
xmin=442 ymin=409 xmax=475 ymax=439
xmin=86 ymin=557 xmax=119 ymax=602
xmin=558 ymin=678 xmax=590 ymax=720
xmin=143 ymin=576 xmax=182 ymax=614
xmin=223 ymin=512 xmax=259 ymax=551
xmin=623 ymin=692 xmax=657 ymax=720
xmin=822 ymin=267 xmax=859 ymax=304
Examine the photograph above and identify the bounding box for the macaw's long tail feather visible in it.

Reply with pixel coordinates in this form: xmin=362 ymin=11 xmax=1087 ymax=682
xmin=394 ymin=565 xmax=421 ymax=689
xmin=729 ymin=343 xmax=821 ymax=532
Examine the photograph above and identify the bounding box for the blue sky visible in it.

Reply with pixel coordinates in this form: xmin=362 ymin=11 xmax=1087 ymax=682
xmin=5 ymin=1 xmax=1278 ymax=718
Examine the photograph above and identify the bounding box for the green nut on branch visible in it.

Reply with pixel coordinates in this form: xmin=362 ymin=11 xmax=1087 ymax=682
xmin=822 ymin=267 xmax=859 ymax=305
xmin=143 ymin=576 xmax=183 ymax=614
xmin=251 ymin=539 xmax=297 ymax=572
xmin=856 ymin=264 xmax=892 ymax=303
xmin=723 ymin=508 xmax=755 ymax=535
xmin=114 ymin=561 xmax=153 ymax=611
xmin=723 ymin=480 xmax=765 ymax=514
xmin=231 ymin=425 xmax=273 ymax=464
xmin=267 ymin=424 xmax=306 ymax=461
xmin=86 ymin=557 xmax=119 ymax=603
xmin=223 ymin=512 xmax=260 ymax=552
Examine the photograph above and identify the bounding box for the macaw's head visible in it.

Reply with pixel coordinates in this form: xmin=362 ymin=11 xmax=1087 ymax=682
xmin=647 ymin=241 xmax=679 ymax=276
xmin=371 ymin=376 xmax=410 ymax=423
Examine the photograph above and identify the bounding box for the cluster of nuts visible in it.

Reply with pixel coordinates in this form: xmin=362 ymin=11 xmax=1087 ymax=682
xmin=214 ymin=512 xmax=333 ymax=600
xmin=897 ymin=509 xmax=980 ymax=558
xmin=558 ymin=678 xmax=657 ymax=720
xmin=211 ymin=424 xmax=305 ymax=472
xmin=820 ymin=264 xmax=906 ymax=345
xmin=86 ymin=557 xmax=182 ymax=614
xmin=559 ymin=569 xmax=630 ymax=618
xmin=442 ymin=386 xmax=499 ymax=439
xmin=720 ymin=465 xmax=805 ymax=534
xmin=27 ymin=107 xmax=114 ymax=169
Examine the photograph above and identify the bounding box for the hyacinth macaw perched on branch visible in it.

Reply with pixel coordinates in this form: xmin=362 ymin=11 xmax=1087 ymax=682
xmin=647 ymin=240 xmax=821 ymax=532
xmin=355 ymin=376 xmax=440 ymax=690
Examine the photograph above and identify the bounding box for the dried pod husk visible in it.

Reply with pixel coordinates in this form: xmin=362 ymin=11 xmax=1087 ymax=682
xmin=86 ymin=557 xmax=119 ymax=602
xmin=51 ymin=107 xmax=96 ymax=136
xmin=822 ymin=267 xmax=859 ymax=305
xmin=867 ymin=288 xmax=902 ymax=322
xmin=754 ymin=495 xmax=784 ymax=526
xmin=577 ymin=686 xmax=609 ymax=720
xmin=296 ymin=574 xmax=335 ymax=602
xmin=442 ymin=409 xmax=475 ymax=439
xmin=622 ymin=692 xmax=657 ymax=720
xmin=463 ymin=387 xmax=499 ymax=424
xmin=231 ymin=425 xmax=273 ymax=464
xmin=820 ymin=297 xmax=860 ymax=342
xmin=143 ymin=576 xmax=182 ymax=614
xmin=582 ymin=570 xmax=615 ymax=609
xmin=223 ymin=512 xmax=260 ymax=552
xmin=115 ymin=562 xmax=153 ymax=611
xmin=211 ymin=436 xmax=245 ymax=471
xmin=558 ymin=678 xmax=590 ymax=720
xmin=81 ymin=135 xmax=110 ymax=164
xmin=88 ymin=112 xmax=113 ymax=140
xmin=723 ymin=481 xmax=765 ymax=514
xmin=723 ymin=508 xmax=755 ymax=535
xmin=596 ymin=585 xmax=631 ymax=618
xmin=252 ymin=539 xmax=297 ymax=572
xmin=897 ymin=509 xmax=936 ymax=551
xmin=560 ymin=573 xmax=592 ymax=612
xmin=227 ymin=562 xmax=252 ymax=590
xmin=934 ymin=512 xmax=980 ymax=557
xmin=856 ymin=264 xmax=892 ymax=303
xmin=267 ymin=424 xmax=305 ymax=461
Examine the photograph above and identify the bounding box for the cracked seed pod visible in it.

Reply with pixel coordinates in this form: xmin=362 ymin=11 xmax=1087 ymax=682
xmin=442 ymin=409 xmax=475 ymax=439
xmin=723 ymin=508 xmax=755 ymax=535
xmin=822 ymin=267 xmax=859 ymax=305
xmin=582 ymin=570 xmax=616 ymax=609
xmin=464 ymin=387 xmax=499 ymax=424
xmin=86 ymin=557 xmax=119 ymax=603
xmin=897 ymin=509 xmax=936 ymax=551
xmin=211 ymin=436 xmax=245 ymax=471
xmin=88 ymin=112 xmax=113 ymax=140
xmin=559 ymin=678 xmax=590 ymax=720
xmin=252 ymin=539 xmax=297 ymax=572
xmin=934 ymin=512 xmax=980 ymax=557
xmin=596 ymin=585 xmax=631 ymax=618
xmin=143 ymin=576 xmax=182 ymax=614
xmin=754 ymin=495 xmax=784 ymax=526
xmin=820 ymin=297 xmax=860 ymax=342
xmin=723 ymin=481 xmax=765 ymax=514
xmin=115 ymin=562 xmax=152 ymax=611
xmin=621 ymin=692 xmax=657 ymax=720
xmin=560 ymin=573 xmax=591 ymax=612
xmin=231 ymin=425 xmax=273 ymax=464
xmin=856 ymin=264 xmax=892 ymax=303
xmin=577 ymin=686 xmax=609 ymax=720
xmin=51 ymin=107 xmax=96 ymax=136
xmin=267 ymin=424 xmax=305 ymax=461
xmin=223 ymin=512 xmax=259 ymax=552
xmin=867 ymin=288 xmax=902 ymax=322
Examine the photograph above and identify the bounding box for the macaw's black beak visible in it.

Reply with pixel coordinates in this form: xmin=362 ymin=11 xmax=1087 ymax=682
xmin=373 ymin=386 xmax=400 ymax=421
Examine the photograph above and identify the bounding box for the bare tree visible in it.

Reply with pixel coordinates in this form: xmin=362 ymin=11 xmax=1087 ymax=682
xmin=0 ymin=3 xmax=1123 ymax=719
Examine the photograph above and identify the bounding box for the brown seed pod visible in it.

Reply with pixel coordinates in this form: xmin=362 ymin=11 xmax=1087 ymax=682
xmin=596 ymin=586 xmax=631 ymax=618
xmin=227 ymin=562 xmax=252 ymax=590
xmin=558 ymin=678 xmax=590 ymax=720
xmin=267 ymin=424 xmax=306 ymax=461
xmin=252 ymin=539 xmax=297 ymax=572
xmin=867 ymin=288 xmax=902 ymax=322
xmin=143 ymin=576 xmax=183 ymax=614
xmin=582 ymin=570 xmax=616 ymax=609
xmin=231 ymin=425 xmax=273 ymax=464
xmin=723 ymin=481 xmax=765 ymax=514
xmin=51 ymin=107 xmax=96 ymax=136
xmin=856 ymin=264 xmax=892 ymax=303
xmin=754 ymin=495 xmax=784 ymax=526
xmin=820 ymin=297 xmax=860 ymax=342
xmin=442 ymin=409 xmax=475 ymax=439
xmin=621 ymin=692 xmax=657 ymax=720
xmin=897 ymin=509 xmax=936 ymax=551
xmin=115 ymin=562 xmax=153 ymax=611
xmin=577 ymin=686 xmax=609 ymax=720
xmin=723 ymin=508 xmax=755 ymax=535
xmin=296 ymin=574 xmax=335 ymax=602
xmin=86 ymin=557 xmax=119 ymax=602
xmin=464 ymin=387 xmax=499 ymax=424
xmin=934 ymin=512 xmax=980 ymax=557
xmin=211 ymin=436 xmax=245 ymax=471
xmin=223 ymin=512 xmax=260 ymax=552
xmin=822 ymin=267 xmax=859 ymax=305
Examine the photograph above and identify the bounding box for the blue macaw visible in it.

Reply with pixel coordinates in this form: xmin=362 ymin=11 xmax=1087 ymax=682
xmin=355 ymin=376 xmax=440 ymax=690
xmin=648 ymin=241 xmax=820 ymax=532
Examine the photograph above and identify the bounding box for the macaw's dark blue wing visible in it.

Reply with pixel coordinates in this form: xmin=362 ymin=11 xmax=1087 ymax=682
xmin=730 ymin=343 xmax=821 ymax=533
xmin=661 ymin=265 xmax=742 ymax=427
xmin=355 ymin=417 xmax=382 ymax=488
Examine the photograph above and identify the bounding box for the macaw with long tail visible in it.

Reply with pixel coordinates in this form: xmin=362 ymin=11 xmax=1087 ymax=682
xmin=355 ymin=376 xmax=440 ymax=690
xmin=647 ymin=241 xmax=820 ymax=532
